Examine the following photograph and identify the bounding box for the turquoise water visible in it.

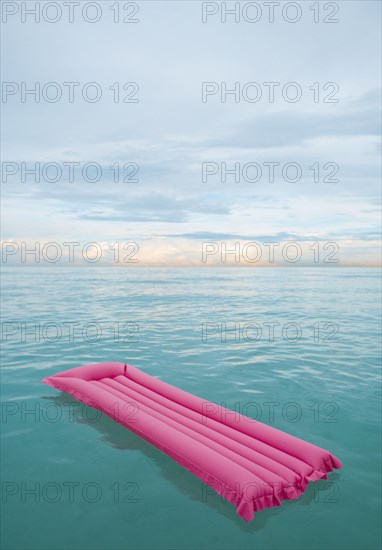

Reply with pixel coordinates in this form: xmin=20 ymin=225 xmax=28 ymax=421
xmin=1 ymin=267 xmax=381 ymax=550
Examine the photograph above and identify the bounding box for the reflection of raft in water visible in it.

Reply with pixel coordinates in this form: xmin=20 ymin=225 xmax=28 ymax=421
xmin=43 ymin=362 xmax=342 ymax=522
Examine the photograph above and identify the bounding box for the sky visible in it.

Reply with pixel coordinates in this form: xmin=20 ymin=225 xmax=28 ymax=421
xmin=1 ymin=0 xmax=381 ymax=266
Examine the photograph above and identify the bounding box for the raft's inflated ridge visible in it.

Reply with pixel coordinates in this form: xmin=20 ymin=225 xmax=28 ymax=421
xmin=43 ymin=362 xmax=342 ymax=521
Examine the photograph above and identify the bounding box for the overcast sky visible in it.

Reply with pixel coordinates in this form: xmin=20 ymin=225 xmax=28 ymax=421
xmin=1 ymin=0 xmax=381 ymax=266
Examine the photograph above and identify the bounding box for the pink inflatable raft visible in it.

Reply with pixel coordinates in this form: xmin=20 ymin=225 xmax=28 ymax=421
xmin=43 ymin=362 xmax=342 ymax=521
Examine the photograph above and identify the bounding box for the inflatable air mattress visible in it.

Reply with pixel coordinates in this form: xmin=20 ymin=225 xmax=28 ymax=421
xmin=43 ymin=362 xmax=342 ymax=521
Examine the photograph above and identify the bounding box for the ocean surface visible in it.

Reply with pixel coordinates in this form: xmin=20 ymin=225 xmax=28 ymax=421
xmin=1 ymin=267 xmax=381 ymax=550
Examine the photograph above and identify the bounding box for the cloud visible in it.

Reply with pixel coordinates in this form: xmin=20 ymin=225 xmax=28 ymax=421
xmin=1 ymin=3 xmax=381 ymax=266
xmin=2 ymin=236 xmax=380 ymax=267
xmin=77 ymin=194 xmax=231 ymax=223
xmin=207 ymin=88 xmax=381 ymax=150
